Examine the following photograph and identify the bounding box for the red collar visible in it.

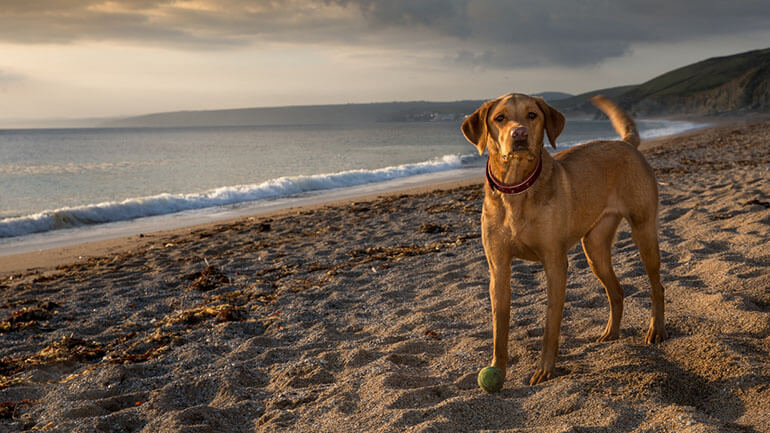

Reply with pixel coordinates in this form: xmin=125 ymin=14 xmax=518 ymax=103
xmin=486 ymin=155 xmax=542 ymax=195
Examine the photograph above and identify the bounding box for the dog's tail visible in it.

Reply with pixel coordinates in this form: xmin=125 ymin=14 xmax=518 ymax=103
xmin=591 ymin=95 xmax=640 ymax=148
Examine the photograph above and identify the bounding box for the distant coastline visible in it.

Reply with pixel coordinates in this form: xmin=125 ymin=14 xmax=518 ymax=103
xmin=100 ymin=100 xmax=488 ymax=128
xmin=100 ymin=48 xmax=768 ymax=129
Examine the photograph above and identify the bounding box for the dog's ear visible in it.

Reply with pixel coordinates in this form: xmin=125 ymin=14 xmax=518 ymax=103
xmin=535 ymin=97 xmax=565 ymax=149
xmin=461 ymin=100 xmax=495 ymax=155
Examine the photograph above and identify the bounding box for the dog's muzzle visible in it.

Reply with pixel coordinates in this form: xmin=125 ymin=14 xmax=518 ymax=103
xmin=501 ymin=140 xmax=530 ymax=161
xmin=511 ymin=126 xmax=530 ymax=153
xmin=501 ymin=127 xmax=529 ymax=161
xmin=513 ymin=139 xmax=529 ymax=151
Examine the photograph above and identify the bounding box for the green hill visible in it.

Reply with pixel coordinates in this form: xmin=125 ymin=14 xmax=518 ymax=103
xmin=620 ymin=48 xmax=770 ymax=116
xmin=553 ymin=48 xmax=770 ymax=117
xmin=550 ymin=85 xmax=638 ymax=118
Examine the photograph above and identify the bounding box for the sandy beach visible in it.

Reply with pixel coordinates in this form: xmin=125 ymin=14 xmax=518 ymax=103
xmin=1 ymin=119 xmax=769 ymax=432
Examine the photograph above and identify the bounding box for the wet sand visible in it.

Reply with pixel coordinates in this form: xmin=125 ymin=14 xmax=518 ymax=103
xmin=1 ymin=119 xmax=769 ymax=432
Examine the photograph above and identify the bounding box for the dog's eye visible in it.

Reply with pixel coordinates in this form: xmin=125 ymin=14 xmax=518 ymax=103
xmin=527 ymin=112 xmax=537 ymax=120
xmin=494 ymin=114 xmax=505 ymax=122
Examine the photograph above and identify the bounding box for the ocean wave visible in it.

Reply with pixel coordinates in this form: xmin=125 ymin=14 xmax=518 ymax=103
xmin=0 ymin=153 xmax=473 ymax=238
xmin=638 ymin=120 xmax=706 ymax=139
xmin=555 ymin=120 xmax=706 ymax=149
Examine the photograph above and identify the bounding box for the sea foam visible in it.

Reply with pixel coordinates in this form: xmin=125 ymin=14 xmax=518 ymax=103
xmin=0 ymin=154 xmax=472 ymax=238
xmin=639 ymin=120 xmax=705 ymax=139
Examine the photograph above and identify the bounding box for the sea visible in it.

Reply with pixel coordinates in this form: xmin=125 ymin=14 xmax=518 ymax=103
xmin=0 ymin=119 xmax=704 ymax=255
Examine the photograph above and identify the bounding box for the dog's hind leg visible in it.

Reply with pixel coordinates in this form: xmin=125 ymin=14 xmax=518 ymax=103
xmin=629 ymin=216 xmax=668 ymax=344
xmin=581 ymin=214 xmax=624 ymax=342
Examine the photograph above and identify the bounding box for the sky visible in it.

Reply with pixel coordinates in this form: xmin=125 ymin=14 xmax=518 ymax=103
xmin=1 ymin=0 xmax=769 ymax=122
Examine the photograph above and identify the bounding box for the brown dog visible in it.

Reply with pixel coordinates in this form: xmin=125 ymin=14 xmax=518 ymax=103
xmin=462 ymin=94 xmax=668 ymax=387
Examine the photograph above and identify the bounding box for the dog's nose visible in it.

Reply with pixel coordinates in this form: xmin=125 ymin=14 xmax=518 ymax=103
xmin=511 ymin=126 xmax=528 ymax=140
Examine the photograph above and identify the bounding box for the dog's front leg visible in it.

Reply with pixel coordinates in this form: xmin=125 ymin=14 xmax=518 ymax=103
xmin=488 ymin=255 xmax=512 ymax=376
xmin=530 ymin=254 xmax=568 ymax=385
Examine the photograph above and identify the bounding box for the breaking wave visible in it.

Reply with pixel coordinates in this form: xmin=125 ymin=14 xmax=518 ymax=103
xmin=0 ymin=153 xmax=475 ymax=238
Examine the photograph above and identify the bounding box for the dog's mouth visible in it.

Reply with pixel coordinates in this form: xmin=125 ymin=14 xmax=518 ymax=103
xmin=501 ymin=148 xmax=536 ymax=163
xmin=512 ymin=139 xmax=529 ymax=151
xmin=500 ymin=139 xmax=534 ymax=162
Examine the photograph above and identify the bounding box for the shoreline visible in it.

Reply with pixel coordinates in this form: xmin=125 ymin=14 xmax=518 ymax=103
xmin=0 ymin=175 xmax=483 ymax=276
xmin=0 ymin=164 xmax=485 ymax=255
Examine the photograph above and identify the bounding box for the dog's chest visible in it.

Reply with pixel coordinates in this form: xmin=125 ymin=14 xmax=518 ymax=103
xmin=483 ymin=198 xmax=542 ymax=261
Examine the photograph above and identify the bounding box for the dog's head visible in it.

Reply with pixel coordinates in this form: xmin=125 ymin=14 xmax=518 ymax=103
xmin=462 ymin=93 xmax=565 ymax=163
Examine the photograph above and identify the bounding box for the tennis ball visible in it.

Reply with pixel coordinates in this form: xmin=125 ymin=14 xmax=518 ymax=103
xmin=477 ymin=366 xmax=504 ymax=393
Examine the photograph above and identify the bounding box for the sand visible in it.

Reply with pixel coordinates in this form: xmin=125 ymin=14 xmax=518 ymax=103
xmin=1 ymin=119 xmax=768 ymax=432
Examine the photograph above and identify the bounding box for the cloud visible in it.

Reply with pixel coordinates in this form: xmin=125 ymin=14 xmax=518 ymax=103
xmin=0 ymin=1 xmax=361 ymax=48
xmin=0 ymin=0 xmax=768 ymax=67
xmin=330 ymin=0 xmax=770 ymax=67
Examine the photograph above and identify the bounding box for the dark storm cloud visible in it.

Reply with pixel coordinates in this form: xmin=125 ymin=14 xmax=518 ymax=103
xmin=329 ymin=0 xmax=472 ymax=37
xmin=329 ymin=0 xmax=770 ymax=66
xmin=1 ymin=0 xmax=769 ymax=66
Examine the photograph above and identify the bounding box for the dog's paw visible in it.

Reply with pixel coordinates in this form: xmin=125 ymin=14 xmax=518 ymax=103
xmin=597 ymin=329 xmax=619 ymax=342
xmin=528 ymin=368 xmax=553 ymax=386
xmin=644 ymin=325 xmax=668 ymax=344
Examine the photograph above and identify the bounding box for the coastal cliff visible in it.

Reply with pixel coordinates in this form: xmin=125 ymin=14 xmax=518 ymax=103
xmin=554 ymin=48 xmax=770 ymax=118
